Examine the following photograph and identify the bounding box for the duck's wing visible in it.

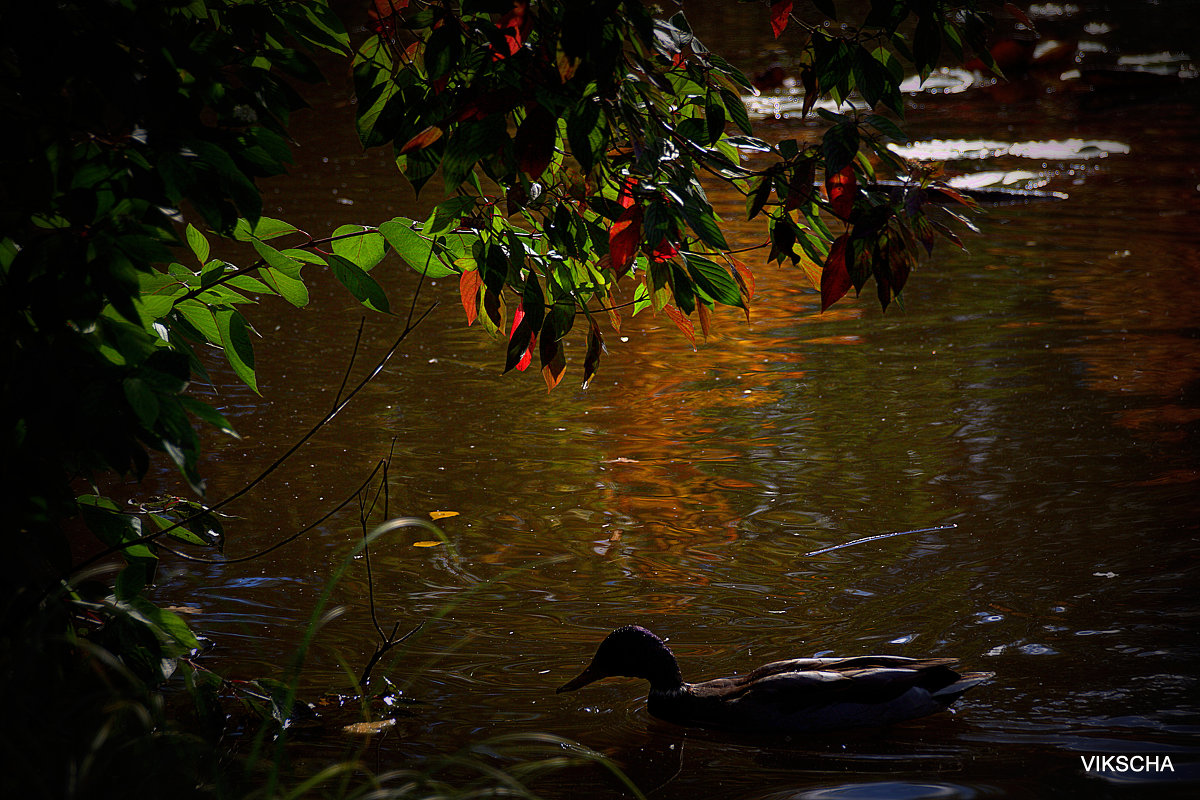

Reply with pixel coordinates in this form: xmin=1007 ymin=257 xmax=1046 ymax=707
xmin=694 ymin=658 xmax=958 ymax=706
xmin=737 ymin=654 xmax=957 ymax=685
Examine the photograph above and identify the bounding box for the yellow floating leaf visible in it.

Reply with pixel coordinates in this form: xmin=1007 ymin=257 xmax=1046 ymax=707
xmin=164 ymin=605 xmax=203 ymax=615
xmin=342 ymin=719 xmax=396 ymax=736
xmin=412 ymin=540 xmax=443 ymax=548
xmin=429 ymin=510 xmax=459 ymax=520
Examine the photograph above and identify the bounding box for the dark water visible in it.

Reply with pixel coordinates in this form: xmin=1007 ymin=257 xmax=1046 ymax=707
xmin=147 ymin=4 xmax=1199 ymax=798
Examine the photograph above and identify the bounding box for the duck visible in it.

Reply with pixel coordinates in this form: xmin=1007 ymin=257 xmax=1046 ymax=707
xmin=557 ymin=625 xmax=992 ymax=734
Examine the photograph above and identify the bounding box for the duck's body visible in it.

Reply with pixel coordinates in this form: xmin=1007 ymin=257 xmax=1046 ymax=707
xmin=558 ymin=626 xmax=992 ymax=734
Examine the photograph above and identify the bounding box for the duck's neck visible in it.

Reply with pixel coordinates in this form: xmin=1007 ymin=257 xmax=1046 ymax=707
xmin=641 ymin=642 xmax=685 ymax=692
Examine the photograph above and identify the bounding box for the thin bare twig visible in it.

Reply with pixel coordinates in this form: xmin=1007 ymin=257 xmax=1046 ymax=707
xmin=69 ymin=299 xmax=439 ymax=577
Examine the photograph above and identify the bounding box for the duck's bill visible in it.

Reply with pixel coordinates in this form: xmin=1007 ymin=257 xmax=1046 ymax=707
xmin=557 ymin=665 xmax=603 ymax=693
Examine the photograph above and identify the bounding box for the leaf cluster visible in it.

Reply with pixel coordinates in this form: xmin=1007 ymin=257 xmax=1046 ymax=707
xmin=352 ymin=0 xmax=996 ymax=388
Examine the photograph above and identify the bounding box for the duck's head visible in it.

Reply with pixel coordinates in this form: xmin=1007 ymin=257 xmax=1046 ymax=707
xmin=557 ymin=625 xmax=684 ymax=693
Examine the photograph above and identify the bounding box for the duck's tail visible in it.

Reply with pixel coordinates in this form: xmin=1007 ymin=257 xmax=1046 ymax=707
xmin=932 ymin=671 xmax=995 ymax=705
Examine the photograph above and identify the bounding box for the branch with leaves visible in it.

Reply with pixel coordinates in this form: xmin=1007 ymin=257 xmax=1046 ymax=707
xmin=351 ymin=0 xmax=1000 ymax=392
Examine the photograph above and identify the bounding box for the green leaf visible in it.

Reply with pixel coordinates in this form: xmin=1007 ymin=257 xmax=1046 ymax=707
xmin=746 ymin=176 xmax=772 ymax=221
xmin=123 ymin=377 xmax=160 ymax=429
xmin=215 ymin=309 xmax=258 ymax=392
xmin=179 ymin=395 xmax=239 ymax=439
xmin=356 ymin=72 xmax=404 ymax=148
xmin=442 ymin=118 xmax=502 ymax=190
xmin=822 ymin=122 xmax=859 ymax=177
xmin=258 ymin=267 xmax=309 ymax=307
xmin=77 ymin=495 xmax=156 ymax=561
xmin=567 ymin=98 xmax=606 ymax=172
xmin=332 ymin=225 xmax=386 ymax=271
xmin=291 ymin=2 xmax=351 ymax=52
xmin=151 ymin=514 xmax=209 ymax=547
xmin=135 ymin=291 xmax=180 ymax=322
xmin=424 ymin=22 xmax=462 ymax=79
xmin=281 ymin=248 xmax=328 ymax=266
xmin=251 ymin=238 xmax=303 ymax=279
xmin=682 ymin=193 xmax=729 ymax=250
xmin=719 ymin=88 xmax=752 ymax=135
xmin=130 ymin=597 xmax=201 ymax=652
xmin=185 ymin=224 xmax=210 ymax=264
xmin=225 ymin=274 xmax=275 ymax=294
xmin=852 ymin=45 xmax=886 ymax=109
xmin=914 ymin=14 xmax=941 ymax=80
xmin=866 ymin=114 xmax=906 ymax=142
xmin=395 ymin=140 xmax=444 ymax=197
xmin=0 ymin=237 xmax=17 ymax=269
xmin=174 ymin=300 xmax=221 ymax=344
xmin=423 ymin=197 xmax=475 ymax=236
xmin=328 ymin=253 xmax=390 ymax=313
xmin=482 ymin=242 xmax=509 ymax=295
xmin=708 ymin=53 xmax=754 ymax=92
xmin=705 ymin=95 xmax=727 ymax=144
xmin=116 ymin=560 xmax=152 ymax=601
xmin=668 ymin=262 xmax=696 ymax=314
xmin=632 ymin=281 xmax=651 ymax=315
xmin=379 ymin=219 xmax=456 ymax=277
xmin=684 ymin=253 xmax=743 ymax=307
xmin=813 ymin=33 xmax=855 ymax=104
xmin=521 ymin=268 xmax=546 ymax=333
xmin=235 ymin=216 xmax=300 ymax=242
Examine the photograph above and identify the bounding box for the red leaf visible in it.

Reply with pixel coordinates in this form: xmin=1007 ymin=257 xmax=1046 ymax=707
xmin=649 ymin=237 xmax=677 ymax=263
xmin=784 ymin=158 xmax=816 ymax=211
xmin=933 ymin=184 xmax=978 ymax=209
xmin=493 ymin=0 xmax=530 ymax=61
xmin=399 ymin=125 xmax=444 ymax=155
xmin=506 ymin=303 xmax=536 ymax=372
xmin=884 ymin=228 xmax=913 ymax=294
xmin=505 ymin=183 xmax=528 ymax=216
xmin=517 ymin=333 xmax=535 ymax=371
xmin=912 ymin=213 xmax=936 ymax=255
xmin=728 ymin=256 xmax=754 ymax=321
xmin=875 ymin=265 xmax=892 ymax=311
xmin=509 ymin=302 xmax=525 ymax=338
xmin=800 ymin=67 xmax=817 ymax=118
xmin=930 ymin=218 xmax=966 ymax=250
xmin=770 ymin=1 xmax=793 ymax=38
xmin=890 ymin=249 xmax=912 ymax=294
xmin=617 ymin=177 xmax=637 ymax=209
xmin=697 ymin=302 xmax=712 ymax=339
xmin=515 ymin=105 xmax=557 ymax=179
xmin=752 ymin=66 xmax=787 ymax=92
xmin=662 ymin=304 xmax=696 ymax=349
xmin=820 ymin=233 xmax=852 ymax=312
xmin=1004 ymin=2 xmax=1035 ymax=29
xmin=368 ymin=0 xmax=409 ymax=37
xmin=608 ymin=205 xmax=642 ymax=277
xmin=826 ymin=164 xmax=856 ymax=220
xmin=539 ymin=331 xmax=566 ymax=391
xmin=459 ymin=269 xmax=482 ymax=325
xmin=604 ymin=288 xmax=622 ymax=332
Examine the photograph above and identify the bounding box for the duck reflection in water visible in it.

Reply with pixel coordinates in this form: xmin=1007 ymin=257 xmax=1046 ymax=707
xmin=558 ymin=625 xmax=992 ymax=734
